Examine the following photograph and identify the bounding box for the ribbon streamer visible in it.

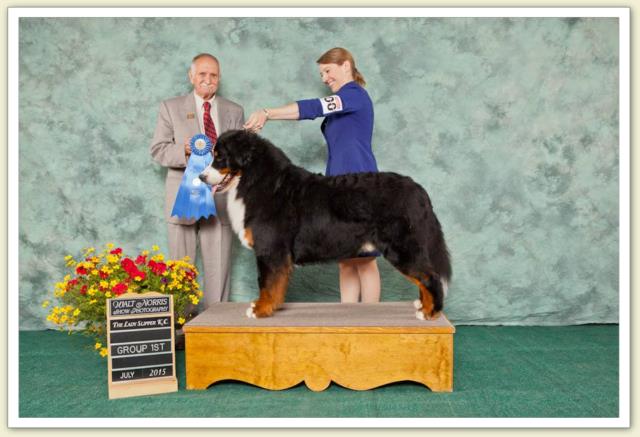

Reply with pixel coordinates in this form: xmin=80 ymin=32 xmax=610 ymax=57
xmin=171 ymin=134 xmax=217 ymax=220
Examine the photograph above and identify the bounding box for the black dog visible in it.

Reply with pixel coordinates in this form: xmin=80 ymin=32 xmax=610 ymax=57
xmin=200 ymin=130 xmax=451 ymax=320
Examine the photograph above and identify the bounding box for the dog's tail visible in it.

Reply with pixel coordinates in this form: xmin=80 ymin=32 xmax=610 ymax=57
xmin=432 ymin=220 xmax=451 ymax=297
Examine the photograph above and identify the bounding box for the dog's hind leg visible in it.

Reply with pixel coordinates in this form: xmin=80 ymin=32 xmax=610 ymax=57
xmin=406 ymin=273 xmax=444 ymax=321
xmin=384 ymin=248 xmax=444 ymax=320
xmin=247 ymin=255 xmax=293 ymax=318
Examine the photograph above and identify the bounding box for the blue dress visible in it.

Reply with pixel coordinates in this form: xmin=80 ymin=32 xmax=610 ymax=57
xmin=297 ymin=81 xmax=381 ymax=258
xmin=296 ymin=81 xmax=378 ymax=176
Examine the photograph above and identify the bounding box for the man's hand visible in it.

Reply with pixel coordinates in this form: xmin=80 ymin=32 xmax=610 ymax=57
xmin=184 ymin=138 xmax=191 ymax=157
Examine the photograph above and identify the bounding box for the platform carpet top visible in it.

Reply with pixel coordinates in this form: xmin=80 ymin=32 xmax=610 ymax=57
xmin=185 ymin=302 xmax=454 ymax=329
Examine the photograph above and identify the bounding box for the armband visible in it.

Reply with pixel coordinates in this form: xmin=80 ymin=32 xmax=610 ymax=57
xmin=320 ymin=95 xmax=343 ymax=115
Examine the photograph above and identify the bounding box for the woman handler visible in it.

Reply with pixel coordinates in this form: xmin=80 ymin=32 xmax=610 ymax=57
xmin=243 ymin=47 xmax=381 ymax=303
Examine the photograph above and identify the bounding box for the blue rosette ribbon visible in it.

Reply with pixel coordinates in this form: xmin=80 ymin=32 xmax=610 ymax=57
xmin=171 ymin=134 xmax=217 ymax=220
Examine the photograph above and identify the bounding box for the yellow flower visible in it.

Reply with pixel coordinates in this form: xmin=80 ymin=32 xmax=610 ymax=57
xmin=178 ymin=317 xmax=185 ymax=325
xmin=89 ymin=299 xmax=97 ymax=305
xmin=100 ymin=281 xmax=109 ymax=289
xmin=152 ymin=245 xmax=159 ymax=251
xmin=105 ymin=292 xmax=112 ymax=298
xmin=106 ymin=254 xmax=119 ymax=264
xmin=60 ymin=315 xmax=68 ymax=323
xmin=106 ymin=243 xmax=114 ymax=249
xmin=42 ymin=300 xmax=50 ymax=308
xmin=95 ymin=342 xmax=102 ymax=350
xmin=109 ymin=280 xmax=117 ymax=287
xmin=73 ymin=308 xmax=81 ymax=317
xmin=64 ymin=255 xmax=73 ymax=261
xmin=134 ymin=276 xmax=142 ymax=281
xmin=141 ymin=250 xmax=149 ymax=256
xmin=91 ymin=269 xmax=99 ymax=276
xmin=100 ymin=348 xmax=108 ymax=357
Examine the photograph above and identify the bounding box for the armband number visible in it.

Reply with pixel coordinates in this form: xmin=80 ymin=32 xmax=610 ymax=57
xmin=320 ymin=95 xmax=343 ymax=115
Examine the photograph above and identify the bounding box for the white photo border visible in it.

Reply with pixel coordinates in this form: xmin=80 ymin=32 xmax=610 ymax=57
xmin=7 ymin=6 xmax=630 ymax=429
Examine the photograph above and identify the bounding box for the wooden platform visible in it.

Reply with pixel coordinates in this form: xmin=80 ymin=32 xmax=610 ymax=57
xmin=184 ymin=302 xmax=455 ymax=392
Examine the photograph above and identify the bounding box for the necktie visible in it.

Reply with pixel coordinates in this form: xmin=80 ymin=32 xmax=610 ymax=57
xmin=203 ymin=101 xmax=218 ymax=144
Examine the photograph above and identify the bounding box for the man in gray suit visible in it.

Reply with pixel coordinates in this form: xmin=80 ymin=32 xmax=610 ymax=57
xmin=150 ymin=53 xmax=244 ymax=309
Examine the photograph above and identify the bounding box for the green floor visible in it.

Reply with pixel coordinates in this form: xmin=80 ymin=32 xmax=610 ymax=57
xmin=18 ymin=326 xmax=619 ymax=418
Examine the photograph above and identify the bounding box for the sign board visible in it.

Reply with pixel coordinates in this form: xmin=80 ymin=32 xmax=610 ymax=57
xmin=106 ymin=292 xmax=178 ymax=399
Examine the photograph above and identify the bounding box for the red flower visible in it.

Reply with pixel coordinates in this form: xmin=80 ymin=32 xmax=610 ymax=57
xmin=135 ymin=255 xmax=147 ymax=265
xmin=80 ymin=285 xmax=88 ymax=295
xmin=121 ymin=258 xmax=146 ymax=281
xmin=121 ymin=258 xmax=135 ymax=271
xmin=134 ymin=271 xmax=146 ymax=281
xmin=110 ymin=248 xmax=123 ymax=255
xmin=76 ymin=266 xmax=88 ymax=275
xmin=112 ymin=283 xmax=128 ymax=295
xmin=66 ymin=278 xmax=79 ymax=291
xmin=148 ymin=260 xmax=167 ymax=275
xmin=99 ymin=271 xmax=109 ymax=279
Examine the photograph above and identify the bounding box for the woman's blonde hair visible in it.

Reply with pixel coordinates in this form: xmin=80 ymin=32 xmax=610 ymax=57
xmin=316 ymin=47 xmax=366 ymax=87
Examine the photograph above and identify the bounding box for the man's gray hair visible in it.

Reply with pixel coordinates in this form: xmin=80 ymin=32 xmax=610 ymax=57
xmin=190 ymin=53 xmax=220 ymax=73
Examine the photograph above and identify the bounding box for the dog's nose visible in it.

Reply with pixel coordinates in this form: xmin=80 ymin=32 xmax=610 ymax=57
xmin=198 ymin=173 xmax=207 ymax=182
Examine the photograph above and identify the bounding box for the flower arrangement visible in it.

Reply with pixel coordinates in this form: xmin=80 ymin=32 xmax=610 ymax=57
xmin=43 ymin=243 xmax=202 ymax=357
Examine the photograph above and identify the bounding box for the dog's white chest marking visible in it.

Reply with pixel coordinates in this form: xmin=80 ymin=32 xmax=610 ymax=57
xmin=226 ymin=184 xmax=251 ymax=249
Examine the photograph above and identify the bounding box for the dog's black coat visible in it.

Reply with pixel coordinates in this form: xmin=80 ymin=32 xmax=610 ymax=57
xmin=212 ymin=130 xmax=451 ymax=315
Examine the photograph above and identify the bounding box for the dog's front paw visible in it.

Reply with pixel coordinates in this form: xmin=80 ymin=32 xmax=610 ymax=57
xmin=415 ymin=310 xmax=426 ymax=321
xmin=246 ymin=306 xmax=257 ymax=319
xmin=413 ymin=299 xmax=423 ymax=310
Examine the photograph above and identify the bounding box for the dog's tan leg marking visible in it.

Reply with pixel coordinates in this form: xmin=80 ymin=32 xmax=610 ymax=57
xmin=404 ymin=274 xmax=440 ymax=321
xmin=243 ymin=228 xmax=254 ymax=248
xmin=248 ymin=257 xmax=293 ymax=318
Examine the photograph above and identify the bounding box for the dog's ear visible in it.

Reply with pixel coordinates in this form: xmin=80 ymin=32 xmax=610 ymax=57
xmin=233 ymin=131 xmax=262 ymax=168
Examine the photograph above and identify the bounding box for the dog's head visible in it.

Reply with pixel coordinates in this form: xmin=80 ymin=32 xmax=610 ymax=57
xmin=199 ymin=129 xmax=260 ymax=193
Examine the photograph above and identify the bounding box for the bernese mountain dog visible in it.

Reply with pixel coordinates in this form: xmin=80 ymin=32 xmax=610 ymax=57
xmin=199 ymin=130 xmax=451 ymax=320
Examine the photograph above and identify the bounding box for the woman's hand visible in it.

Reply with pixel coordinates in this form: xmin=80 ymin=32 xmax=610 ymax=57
xmin=243 ymin=109 xmax=268 ymax=133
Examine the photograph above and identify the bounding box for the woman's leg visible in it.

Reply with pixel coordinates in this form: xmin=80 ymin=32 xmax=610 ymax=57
xmin=356 ymin=257 xmax=381 ymax=303
xmin=339 ymin=260 xmax=361 ymax=302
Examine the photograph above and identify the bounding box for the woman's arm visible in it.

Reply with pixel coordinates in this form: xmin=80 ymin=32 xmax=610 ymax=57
xmin=243 ymin=103 xmax=300 ymax=132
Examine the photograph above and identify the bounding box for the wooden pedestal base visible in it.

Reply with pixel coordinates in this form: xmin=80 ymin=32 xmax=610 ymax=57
xmin=184 ymin=302 xmax=454 ymax=392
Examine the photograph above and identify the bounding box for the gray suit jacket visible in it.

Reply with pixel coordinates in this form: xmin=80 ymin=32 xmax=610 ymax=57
xmin=150 ymin=93 xmax=245 ymax=225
